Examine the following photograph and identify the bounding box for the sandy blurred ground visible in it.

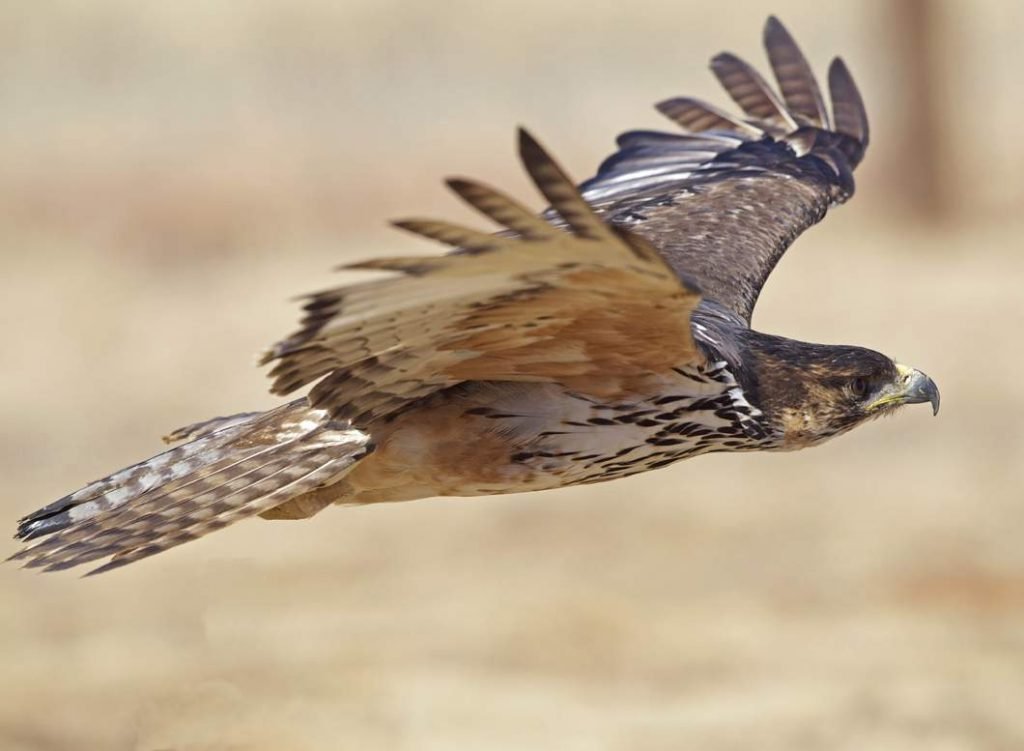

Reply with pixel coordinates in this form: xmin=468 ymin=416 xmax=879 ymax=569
xmin=2 ymin=2 xmax=1023 ymax=749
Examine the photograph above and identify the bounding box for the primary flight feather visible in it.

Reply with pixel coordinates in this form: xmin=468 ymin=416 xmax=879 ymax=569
xmin=11 ymin=17 xmax=938 ymax=575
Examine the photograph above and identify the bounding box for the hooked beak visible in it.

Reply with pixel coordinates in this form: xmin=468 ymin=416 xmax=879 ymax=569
xmin=869 ymin=363 xmax=940 ymax=416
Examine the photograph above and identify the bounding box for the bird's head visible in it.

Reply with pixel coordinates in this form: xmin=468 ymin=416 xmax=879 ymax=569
xmin=742 ymin=335 xmax=939 ymax=449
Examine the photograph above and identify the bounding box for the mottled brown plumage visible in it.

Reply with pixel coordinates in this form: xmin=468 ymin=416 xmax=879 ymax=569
xmin=10 ymin=17 xmax=938 ymax=575
xmin=261 ymin=131 xmax=702 ymax=425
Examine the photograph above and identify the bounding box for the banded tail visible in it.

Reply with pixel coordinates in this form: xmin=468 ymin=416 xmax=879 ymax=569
xmin=10 ymin=402 xmax=370 ymax=575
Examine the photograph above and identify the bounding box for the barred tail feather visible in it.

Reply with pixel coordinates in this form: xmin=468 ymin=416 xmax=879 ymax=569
xmin=10 ymin=403 xmax=371 ymax=575
xmin=161 ymin=410 xmax=264 ymax=444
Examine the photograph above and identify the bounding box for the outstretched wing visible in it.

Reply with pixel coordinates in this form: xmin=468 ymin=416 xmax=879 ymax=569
xmin=262 ymin=129 xmax=703 ymax=426
xmin=579 ymin=16 xmax=869 ymax=324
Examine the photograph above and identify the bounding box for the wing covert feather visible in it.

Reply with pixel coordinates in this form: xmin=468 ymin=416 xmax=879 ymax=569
xmin=263 ymin=129 xmax=703 ymax=424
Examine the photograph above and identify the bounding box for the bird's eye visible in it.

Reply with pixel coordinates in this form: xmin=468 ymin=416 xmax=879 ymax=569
xmin=851 ymin=377 xmax=870 ymax=398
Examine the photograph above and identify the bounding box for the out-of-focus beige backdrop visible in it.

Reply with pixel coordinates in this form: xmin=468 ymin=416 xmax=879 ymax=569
xmin=2 ymin=2 xmax=1022 ymax=749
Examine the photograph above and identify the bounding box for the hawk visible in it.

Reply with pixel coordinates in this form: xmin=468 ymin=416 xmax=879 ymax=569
xmin=11 ymin=17 xmax=938 ymax=575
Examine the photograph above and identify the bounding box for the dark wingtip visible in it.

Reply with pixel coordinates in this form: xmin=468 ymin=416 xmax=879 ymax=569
xmin=828 ymin=57 xmax=849 ymax=77
xmin=762 ymin=15 xmax=830 ymax=129
xmin=516 ymin=126 xmax=545 ymax=167
xmin=389 ymin=218 xmax=420 ymax=233
xmin=444 ymin=177 xmax=487 ymax=209
xmin=827 ymin=56 xmax=870 ymax=149
xmin=709 ymin=51 xmax=739 ymax=73
xmin=763 ymin=15 xmax=787 ymax=42
xmin=517 ymin=127 xmax=568 ymax=181
xmin=445 ymin=176 xmax=473 ymax=193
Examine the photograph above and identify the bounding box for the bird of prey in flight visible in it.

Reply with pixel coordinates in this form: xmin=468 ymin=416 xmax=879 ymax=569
xmin=11 ymin=17 xmax=938 ymax=575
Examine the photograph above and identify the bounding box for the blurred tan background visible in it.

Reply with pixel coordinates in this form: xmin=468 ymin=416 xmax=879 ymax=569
xmin=2 ymin=1 xmax=1023 ymax=749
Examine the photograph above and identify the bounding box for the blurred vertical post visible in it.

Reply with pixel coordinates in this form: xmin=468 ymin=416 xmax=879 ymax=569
xmin=889 ymin=0 xmax=947 ymax=222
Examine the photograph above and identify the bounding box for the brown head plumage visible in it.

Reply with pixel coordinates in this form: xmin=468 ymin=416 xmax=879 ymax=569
xmin=730 ymin=333 xmax=939 ymax=449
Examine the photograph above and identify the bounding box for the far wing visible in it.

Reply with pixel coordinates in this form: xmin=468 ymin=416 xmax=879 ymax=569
xmin=579 ymin=16 xmax=869 ymax=324
xmin=262 ymin=129 xmax=703 ymax=426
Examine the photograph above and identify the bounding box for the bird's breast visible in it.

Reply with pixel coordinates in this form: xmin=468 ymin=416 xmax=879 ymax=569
xmin=346 ymin=362 xmax=771 ymax=502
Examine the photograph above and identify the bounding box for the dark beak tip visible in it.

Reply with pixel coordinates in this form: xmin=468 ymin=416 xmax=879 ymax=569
xmin=904 ymin=368 xmax=940 ymax=417
xmin=922 ymin=375 xmax=940 ymax=416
